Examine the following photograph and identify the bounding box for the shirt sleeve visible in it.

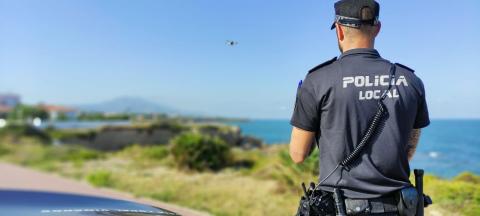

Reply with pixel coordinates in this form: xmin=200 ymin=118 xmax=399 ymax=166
xmin=290 ymin=77 xmax=320 ymax=132
xmin=413 ymin=80 xmax=430 ymax=129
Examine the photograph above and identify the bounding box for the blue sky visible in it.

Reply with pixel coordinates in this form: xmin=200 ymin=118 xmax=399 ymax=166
xmin=0 ymin=0 xmax=479 ymax=119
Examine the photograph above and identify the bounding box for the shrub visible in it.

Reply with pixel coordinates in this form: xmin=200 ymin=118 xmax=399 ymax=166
xmin=171 ymin=133 xmax=231 ymax=171
xmin=87 ymin=170 xmax=113 ymax=187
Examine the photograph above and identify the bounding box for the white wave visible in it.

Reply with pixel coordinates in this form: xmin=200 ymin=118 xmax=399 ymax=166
xmin=428 ymin=151 xmax=439 ymax=158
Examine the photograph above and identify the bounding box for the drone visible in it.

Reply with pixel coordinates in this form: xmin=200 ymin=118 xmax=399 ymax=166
xmin=226 ymin=40 xmax=239 ymax=46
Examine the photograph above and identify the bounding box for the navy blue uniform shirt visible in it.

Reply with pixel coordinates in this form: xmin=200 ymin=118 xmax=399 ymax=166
xmin=290 ymin=48 xmax=430 ymax=198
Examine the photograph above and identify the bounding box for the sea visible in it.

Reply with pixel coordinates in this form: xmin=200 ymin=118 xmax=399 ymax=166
xmin=228 ymin=119 xmax=480 ymax=178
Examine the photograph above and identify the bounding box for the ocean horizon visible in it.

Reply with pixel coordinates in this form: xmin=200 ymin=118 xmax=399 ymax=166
xmin=228 ymin=119 xmax=480 ymax=178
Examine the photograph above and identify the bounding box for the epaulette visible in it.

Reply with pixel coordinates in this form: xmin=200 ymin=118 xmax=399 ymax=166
xmin=395 ymin=63 xmax=415 ymax=73
xmin=308 ymin=57 xmax=337 ymax=74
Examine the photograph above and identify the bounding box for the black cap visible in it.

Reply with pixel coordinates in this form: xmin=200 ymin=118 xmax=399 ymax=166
xmin=331 ymin=0 xmax=380 ymax=30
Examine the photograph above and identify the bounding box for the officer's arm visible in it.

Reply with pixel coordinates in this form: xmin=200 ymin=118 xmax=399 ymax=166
xmin=289 ymin=126 xmax=315 ymax=164
xmin=407 ymin=129 xmax=421 ymax=161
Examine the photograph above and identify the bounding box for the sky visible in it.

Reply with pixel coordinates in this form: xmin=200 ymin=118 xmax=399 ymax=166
xmin=0 ymin=0 xmax=479 ymax=119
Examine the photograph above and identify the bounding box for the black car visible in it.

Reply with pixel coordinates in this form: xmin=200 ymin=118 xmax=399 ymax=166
xmin=0 ymin=190 xmax=180 ymax=216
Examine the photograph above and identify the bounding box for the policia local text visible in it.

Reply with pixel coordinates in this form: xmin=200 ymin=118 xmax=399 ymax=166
xmin=343 ymin=75 xmax=409 ymax=100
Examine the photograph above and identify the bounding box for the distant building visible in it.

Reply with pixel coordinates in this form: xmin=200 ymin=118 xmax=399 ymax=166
xmin=0 ymin=93 xmax=20 ymax=119
xmin=0 ymin=105 xmax=12 ymax=119
xmin=0 ymin=93 xmax=21 ymax=108
xmin=38 ymin=104 xmax=77 ymax=120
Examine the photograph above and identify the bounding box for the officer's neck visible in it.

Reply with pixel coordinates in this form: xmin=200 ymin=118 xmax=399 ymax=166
xmin=341 ymin=40 xmax=375 ymax=53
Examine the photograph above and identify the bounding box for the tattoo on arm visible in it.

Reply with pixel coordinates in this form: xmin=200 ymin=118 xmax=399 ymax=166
xmin=407 ymin=129 xmax=421 ymax=160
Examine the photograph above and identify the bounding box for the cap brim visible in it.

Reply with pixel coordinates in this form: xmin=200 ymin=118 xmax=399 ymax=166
xmin=330 ymin=22 xmax=336 ymax=30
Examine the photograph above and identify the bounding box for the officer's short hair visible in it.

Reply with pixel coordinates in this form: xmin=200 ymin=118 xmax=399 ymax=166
xmin=342 ymin=7 xmax=377 ymax=38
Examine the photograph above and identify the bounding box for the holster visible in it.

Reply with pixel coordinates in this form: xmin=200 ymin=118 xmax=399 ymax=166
xmin=396 ymin=187 xmax=418 ymax=216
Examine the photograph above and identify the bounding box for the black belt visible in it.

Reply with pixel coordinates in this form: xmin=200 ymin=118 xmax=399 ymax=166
xmin=344 ymin=195 xmax=398 ymax=215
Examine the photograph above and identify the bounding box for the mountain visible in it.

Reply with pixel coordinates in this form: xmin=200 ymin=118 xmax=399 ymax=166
xmin=75 ymin=97 xmax=179 ymax=114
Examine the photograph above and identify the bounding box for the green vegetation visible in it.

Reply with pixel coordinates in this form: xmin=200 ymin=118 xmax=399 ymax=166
xmin=0 ymin=124 xmax=51 ymax=143
xmin=453 ymin=172 xmax=480 ymax=184
xmin=118 ymin=144 xmax=168 ymax=160
xmin=0 ymin=144 xmax=9 ymax=156
xmin=423 ymin=175 xmax=480 ymax=215
xmin=171 ymin=133 xmax=231 ymax=171
xmin=0 ymin=135 xmax=478 ymax=215
xmin=7 ymin=104 xmax=49 ymax=121
xmin=144 ymin=145 xmax=169 ymax=160
xmin=87 ymin=170 xmax=114 ymax=187
xmin=0 ymin=137 xmax=102 ymax=171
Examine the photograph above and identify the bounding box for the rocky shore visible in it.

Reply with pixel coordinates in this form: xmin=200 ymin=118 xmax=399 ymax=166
xmin=49 ymin=121 xmax=263 ymax=151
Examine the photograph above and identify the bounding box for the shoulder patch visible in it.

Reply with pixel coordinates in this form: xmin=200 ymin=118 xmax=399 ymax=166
xmin=308 ymin=57 xmax=337 ymax=74
xmin=395 ymin=63 xmax=415 ymax=73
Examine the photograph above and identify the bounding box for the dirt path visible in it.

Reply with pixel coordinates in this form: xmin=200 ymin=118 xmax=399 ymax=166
xmin=0 ymin=162 xmax=210 ymax=216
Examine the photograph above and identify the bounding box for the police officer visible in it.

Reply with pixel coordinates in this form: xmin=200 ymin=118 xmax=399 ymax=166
xmin=289 ymin=0 xmax=430 ymax=215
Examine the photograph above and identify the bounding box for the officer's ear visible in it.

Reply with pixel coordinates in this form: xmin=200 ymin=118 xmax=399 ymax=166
xmin=335 ymin=23 xmax=345 ymax=41
xmin=373 ymin=22 xmax=381 ymax=37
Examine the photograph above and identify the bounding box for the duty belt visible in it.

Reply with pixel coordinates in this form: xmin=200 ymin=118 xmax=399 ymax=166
xmin=344 ymin=196 xmax=398 ymax=215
